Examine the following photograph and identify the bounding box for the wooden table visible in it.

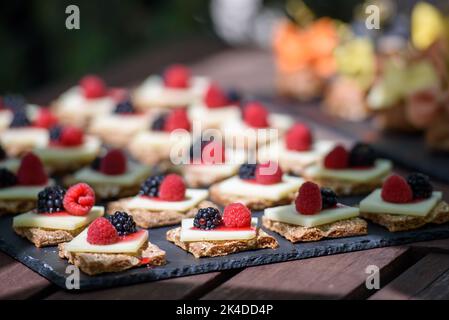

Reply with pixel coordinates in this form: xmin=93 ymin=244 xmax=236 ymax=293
xmin=3 ymin=47 xmax=449 ymax=300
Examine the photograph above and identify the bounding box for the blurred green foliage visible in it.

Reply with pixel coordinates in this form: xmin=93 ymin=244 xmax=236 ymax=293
xmin=0 ymin=0 xmax=210 ymax=93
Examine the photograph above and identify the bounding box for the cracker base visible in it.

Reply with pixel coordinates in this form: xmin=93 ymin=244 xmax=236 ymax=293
xmin=14 ymin=226 xmax=84 ymax=248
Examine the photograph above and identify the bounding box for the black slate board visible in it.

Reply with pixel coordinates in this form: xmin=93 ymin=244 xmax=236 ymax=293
xmin=2 ymin=197 xmax=449 ymax=291
xmin=261 ymin=97 xmax=449 ymax=184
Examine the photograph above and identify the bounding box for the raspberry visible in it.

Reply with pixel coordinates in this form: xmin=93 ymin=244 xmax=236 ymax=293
xmin=285 ymin=123 xmax=312 ymax=151
xmin=163 ymin=109 xmax=191 ymax=132
xmin=34 ymin=108 xmax=58 ymax=129
xmin=87 ymin=217 xmax=119 ymax=245
xmin=255 ymin=161 xmax=283 ymax=185
xmin=163 ymin=64 xmax=190 ymax=88
xmin=295 ymin=182 xmax=322 ymax=215
xmin=17 ymin=152 xmax=48 ymax=186
xmin=381 ymin=174 xmax=413 ymax=204
xmin=80 ymin=75 xmax=107 ymax=99
xmin=223 ymin=203 xmax=251 ymax=228
xmin=59 ymin=126 xmax=84 ymax=146
xmin=158 ymin=174 xmax=186 ymax=201
xmin=204 ymin=84 xmax=229 ymax=108
xmin=201 ymin=140 xmax=225 ymax=164
xmin=63 ymin=183 xmax=96 ymax=216
xmin=100 ymin=149 xmax=127 ymax=175
xmin=243 ymin=102 xmax=269 ymax=128
xmin=324 ymin=145 xmax=349 ymax=169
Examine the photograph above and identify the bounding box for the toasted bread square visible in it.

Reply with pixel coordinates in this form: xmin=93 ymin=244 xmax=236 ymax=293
xmin=107 ymin=200 xmax=217 ymax=228
xmin=262 ymin=216 xmax=368 ymax=242
xmin=14 ymin=226 xmax=84 ymax=248
xmin=0 ymin=200 xmax=35 ymax=216
xmin=59 ymin=242 xmax=166 ymax=275
xmin=360 ymin=200 xmax=449 ymax=232
xmin=166 ymin=227 xmax=278 ymax=258
xmin=209 ymin=184 xmax=294 ymax=210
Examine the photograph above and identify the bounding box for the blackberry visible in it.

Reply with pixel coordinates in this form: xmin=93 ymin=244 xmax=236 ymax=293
xmin=193 ymin=207 xmax=222 ymax=230
xmin=0 ymin=145 xmax=6 ymax=161
xmin=151 ymin=114 xmax=167 ymax=131
xmin=37 ymin=185 xmax=66 ymax=214
xmin=3 ymin=95 xmax=26 ymax=111
xmin=49 ymin=125 xmax=63 ymax=142
xmin=90 ymin=156 xmax=102 ymax=171
xmin=226 ymin=89 xmax=241 ymax=103
xmin=139 ymin=174 xmax=165 ymax=197
xmin=238 ymin=163 xmax=257 ymax=180
xmin=407 ymin=173 xmax=433 ymax=199
xmin=321 ymin=187 xmax=337 ymax=209
xmin=114 ymin=99 xmax=135 ymax=114
xmin=0 ymin=169 xmax=17 ymax=189
xmin=9 ymin=110 xmax=30 ymax=128
xmin=107 ymin=211 xmax=137 ymax=236
xmin=349 ymin=143 xmax=376 ymax=167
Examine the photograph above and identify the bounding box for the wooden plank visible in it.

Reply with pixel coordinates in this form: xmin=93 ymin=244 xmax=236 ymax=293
xmin=0 ymin=252 xmax=53 ymax=300
xmin=47 ymin=271 xmax=238 ymax=300
xmin=370 ymin=253 xmax=449 ymax=300
xmin=202 ymin=247 xmax=413 ymax=300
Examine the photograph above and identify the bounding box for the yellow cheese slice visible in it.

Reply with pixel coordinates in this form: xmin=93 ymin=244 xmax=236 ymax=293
xmin=73 ymin=162 xmax=150 ymax=186
xmin=126 ymin=189 xmax=208 ymax=212
xmin=360 ymin=189 xmax=442 ymax=217
xmin=217 ymin=175 xmax=303 ymax=201
xmin=264 ymin=204 xmax=359 ymax=227
xmin=0 ymin=127 xmax=49 ymax=148
xmin=0 ymin=180 xmax=54 ymax=200
xmin=304 ymin=159 xmax=392 ymax=182
xmin=64 ymin=229 xmax=148 ymax=254
xmin=180 ymin=218 xmax=257 ymax=242
xmin=13 ymin=206 xmax=104 ymax=230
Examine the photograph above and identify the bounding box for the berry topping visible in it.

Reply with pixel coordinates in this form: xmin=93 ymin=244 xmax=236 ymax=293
xmin=34 ymin=108 xmax=58 ymax=129
xmin=223 ymin=203 xmax=251 ymax=228
xmin=238 ymin=163 xmax=257 ymax=180
xmin=0 ymin=145 xmax=6 ymax=161
xmin=407 ymin=173 xmax=433 ymax=199
xmin=226 ymin=89 xmax=241 ymax=103
xmin=3 ymin=95 xmax=26 ymax=111
xmin=164 ymin=109 xmax=191 ymax=132
xmin=204 ymin=84 xmax=229 ymax=108
xmin=321 ymin=187 xmax=337 ymax=209
xmin=49 ymin=125 xmax=63 ymax=142
xmin=59 ymin=126 xmax=84 ymax=146
xmin=381 ymin=174 xmax=413 ymax=204
xmin=349 ymin=143 xmax=376 ymax=167
xmin=243 ymin=102 xmax=269 ymax=128
xmin=87 ymin=217 xmax=119 ymax=245
xmin=139 ymin=174 xmax=165 ymax=197
xmin=9 ymin=110 xmax=31 ymax=128
xmin=189 ymin=138 xmax=212 ymax=161
xmin=80 ymin=75 xmax=107 ymax=99
xmin=107 ymin=211 xmax=137 ymax=236
xmin=17 ymin=153 xmax=48 ymax=186
xmin=201 ymin=140 xmax=225 ymax=164
xmin=295 ymin=182 xmax=322 ymax=215
xmin=193 ymin=207 xmax=222 ymax=230
xmin=63 ymin=183 xmax=95 ymax=216
xmin=324 ymin=145 xmax=349 ymax=169
xmin=158 ymin=174 xmax=186 ymax=201
xmin=99 ymin=149 xmax=127 ymax=175
xmin=163 ymin=64 xmax=190 ymax=88
xmin=0 ymin=168 xmax=17 ymax=189
xmin=151 ymin=113 xmax=167 ymax=131
xmin=90 ymin=156 xmax=101 ymax=170
xmin=255 ymin=161 xmax=283 ymax=185
xmin=114 ymin=99 xmax=135 ymax=114
xmin=285 ymin=123 xmax=313 ymax=151
xmin=37 ymin=185 xmax=66 ymax=214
